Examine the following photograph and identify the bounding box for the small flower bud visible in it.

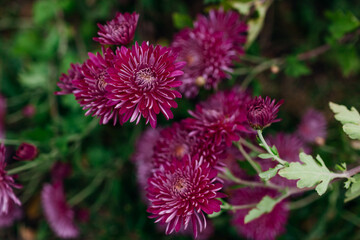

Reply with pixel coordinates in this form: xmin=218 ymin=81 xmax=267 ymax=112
xmin=14 ymin=143 xmax=38 ymax=161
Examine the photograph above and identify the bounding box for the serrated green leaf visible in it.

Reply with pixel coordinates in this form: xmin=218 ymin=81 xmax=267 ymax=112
xmin=172 ymin=13 xmax=193 ymax=29
xmin=244 ymin=196 xmax=277 ymax=223
xmin=230 ymin=1 xmax=253 ymax=15
xmin=259 ymin=164 xmax=283 ymax=181
xmin=329 ymin=102 xmax=360 ymax=140
xmin=345 ymin=174 xmax=360 ymax=202
xmin=285 ymin=56 xmax=311 ymax=78
xmin=271 ymin=145 xmax=279 ymax=155
xmin=278 ymin=153 xmax=334 ymax=195
xmin=258 ymin=153 xmax=273 ymax=159
xmin=326 ymin=10 xmax=360 ymax=40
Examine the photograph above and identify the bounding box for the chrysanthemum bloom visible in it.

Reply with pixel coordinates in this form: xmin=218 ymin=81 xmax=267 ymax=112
xmin=186 ymin=88 xmax=252 ymax=146
xmin=0 ymin=200 xmax=22 ymax=228
xmin=0 ymin=144 xmax=22 ymax=215
xmin=194 ymin=8 xmax=247 ymax=55
xmin=171 ymin=26 xmax=236 ymax=98
xmin=297 ymin=109 xmax=327 ymax=144
xmin=93 ymin=12 xmax=139 ymax=46
xmin=51 ymin=162 xmax=72 ymax=182
xmin=73 ymin=47 xmax=119 ymax=125
xmin=55 ymin=63 xmax=83 ymax=95
xmin=147 ymin=154 xmax=224 ymax=238
xmin=132 ymin=127 xmax=161 ymax=198
xmin=107 ymin=42 xmax=185 ymax=128
xmin=260 ymin=133 xmax=307 ymax=187
xmin=41 ymin=182 xmax=79 ymax=239
xmin=247 ymin=96 xmax=284 ymax=130
xmin=230 ymin=187 xmax=289 ymax=240
xmin=13 ymin=143 xmax=38 ymax=161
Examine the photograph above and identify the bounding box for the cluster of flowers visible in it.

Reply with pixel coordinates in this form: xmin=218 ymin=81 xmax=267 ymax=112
xmin=133 ymin=89 xmax=327 ymax=239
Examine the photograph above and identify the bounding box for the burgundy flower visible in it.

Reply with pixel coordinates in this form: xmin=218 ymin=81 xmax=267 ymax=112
xmin=297 ymin=109 xmax=327 ymax=144
xmin=0 ymin=144 xmax=22 ymax=215
xmin=247 ymin=96 xmax=284 ymax=130
xmin=260 ymin=133 xmax=307 ymax=187
xmin=194 ymin=8 xmax=247 ymax=55
xmin=56 ymin=63 xmax=83 ymax=95
xmin=230 ymin=187 xmax=289 ymax=240
xmin=93 ymin=12 xmax=139 ymax=46
xmin=172 ymin=25 xmax=237 ymax=98
xmin=51 ymin=162 xmax=72 ymax=182
xmin=22 ymin=104 xmax=36 ymax=118
xmin=147 ymin=154 xmax=224 ymax=238
xmin=41 ymin=182 xmax=79 ymax=239
xmin=132 ymin=127 xmax=161 ymax=198
xmin=186 ymin=88 xmax=252 ymax=147
xmin=13 ymin=143 xmax=38 ymax=161
xmin=73 ymin=47 xmax=119 ymax=125
xmin=0 ymin=200 xmax=22 ymax=228
xmin=107 ymin=42 xmax=185 ymax=128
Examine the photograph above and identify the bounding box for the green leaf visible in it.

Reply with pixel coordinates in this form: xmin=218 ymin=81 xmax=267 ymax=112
xmin=19 ymin=63 xmax=49 ymax=89
xmin=244 ymin=196 xmax=277 ymax=223
xmin=172 ymin=13 xmax=193 ymax=29
xmin=284 ymin=56 xmax=311 ymax=78
xmin=230 ymin=1 xmax=253 ymax=15
xmin=329 ymin=102 xmax=360 ymax=140
xmin=278 ymin=153 xmax=333 ymax=195
xmin=258 ymin=153 xmax=273 ymax=159
xmin=271 ymin=145 xmax=279 ymax=155
xmin=332 ymin=44 xmax=360 ymax=76
xmin=259 ymin=164 xmax=284 ymax=181
xmin=326 ymin=10 xmax=360 ymax=40
xmin=345 ymin=174 xmax=360 ymax=202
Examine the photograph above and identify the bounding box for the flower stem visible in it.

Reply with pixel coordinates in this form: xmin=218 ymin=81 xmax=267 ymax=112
xmin=7 ymin=160 xmax=41 ymax=175
xmin=234 ymin=141 xmax=261 ymax=174
xmin=257 ymin=130 xmax=287 ymax=165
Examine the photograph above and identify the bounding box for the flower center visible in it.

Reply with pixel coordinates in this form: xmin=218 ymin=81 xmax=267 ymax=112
xmin=172 ymin=177 xmax=189 ymax=195
xmin=174 ymin=144 xmax=188 ymax=159
xmin=112 ymin=22 xmax=130 ymax=36
xmin=96 ymin=71 xmax=108 ymax=91
xmin=135 ymin=68 xmax=157 ymax=87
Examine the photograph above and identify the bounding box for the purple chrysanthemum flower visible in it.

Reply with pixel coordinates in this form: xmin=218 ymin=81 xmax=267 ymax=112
xmin=230 ymin=187 xmax=289 ymax=240
xmin=260 ymin=133 xmax=306 ymax=187
xmin=73 ymin=47 xmax=119 ymax=125
xmin=13 ymin=143 xmax=38 ymax=161
xmin=132 ymin=127 xmax=161 ymax=199
xmin=194 ymin=8 xmax=247 ymax=55
xmin=147 ymin=154 xmax=225 ymax=238
xmin=56 ymin=63 xmax=83 ymax=95
xmin=93 ymin=12 xmax=139 ymax=46
xmin=0 ymin=200 xmax=22 ymax=228
xmin=186 ymin=88 xmax=252 ymax=146
xmin=297 ymin=109 xmax=327 ymax=144
xmin=172 ymin=26 xmax=236 ymax=98
xmin=107 ymin=41 xmax=185 ymax=128
xmin=247 ymin=96 xmax=284 ymax=130
xmin=0 ymin=144 xmax=22 ymax=215
xmin=41 ymin=182 xmax=79 ymax=239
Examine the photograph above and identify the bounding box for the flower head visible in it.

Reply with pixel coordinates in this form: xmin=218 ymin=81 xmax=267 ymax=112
xmin=107 ymin=42 xmax=185 ymax=128
xmin=56 ymin=63 xmax=82 ymax=95
xmin=73 ymin=47 xmax=118 ymax=125
xmin=247 ymin=96 xmax=283 ymax=130
xmin=186 ymin=88 xmax=252 ymax=146
xmin=297 ymin=109 xmax=327 ymax=144
xmin=41 ymin=182 xmax=79 ymax=239
xmin=230 ymin=187 xmax=289 ymax=240
xmin=172 ymin=26 xmax=236 ymax=98
xmin=13 ymin=143 xmax=38 ymax=161
xmin=147 ymin=155 xmax=224 ymax=238
xmin=0 ymin=144 xmax=22 ymax=215
xmin=194 ymin=8 xmax=247 ymax=55
xmin=93 ymin=12 xmax=139 ymax=46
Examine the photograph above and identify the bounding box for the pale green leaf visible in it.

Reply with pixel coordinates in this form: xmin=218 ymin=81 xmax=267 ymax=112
xmin=278 ymin=153 xmax=334 ymax=195
xmin=244 ymin=196 xmax=277 ymax=223
xmin=329 ymin=102 xmax=360 ymax=140
xmin=259 ymin=164 xmax=283 ymax=181
xmin=343 ymin=124 xmax=360 ymax=140
xmin=258 ymin=153 xmax=273 ymax=159
xmin=229 ymin=1 xmax=253 ymax=15
xmin=345 ymin=174 xmax=360 ymax=202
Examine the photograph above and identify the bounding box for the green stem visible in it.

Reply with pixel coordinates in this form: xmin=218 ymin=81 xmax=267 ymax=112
xmin=289 ymin=192 xmax=320 ymax=210
xmin=7 ymin=160 xmax=41 ymax=175
xmin=238 ymin=138 xmax=264 ymax=153
xmin=234 ymin=141 xmax=261 ymax=174
xmin=68 ymin=173 xmax=105 ymax=206
xmin=257 ymin=130 xmax=287 ymax=165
